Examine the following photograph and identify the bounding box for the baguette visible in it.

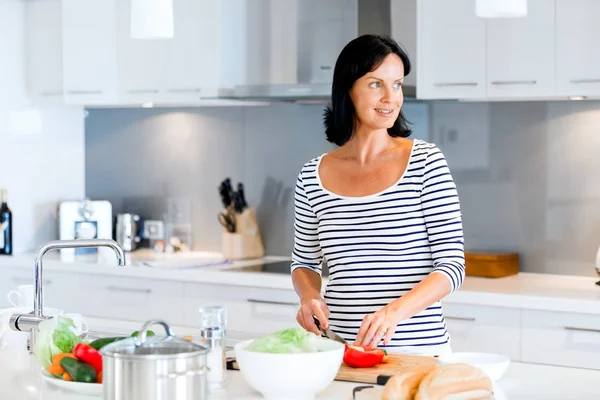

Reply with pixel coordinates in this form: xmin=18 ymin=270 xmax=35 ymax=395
xmin=382 ymin=365 xmax=438 ymax=400
xmin=415 ymin=363 xmax=493 ymax=400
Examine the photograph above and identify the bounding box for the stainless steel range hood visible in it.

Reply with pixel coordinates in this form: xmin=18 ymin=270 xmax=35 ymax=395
xmin=225 ymin=0 xmax=417 ymax=102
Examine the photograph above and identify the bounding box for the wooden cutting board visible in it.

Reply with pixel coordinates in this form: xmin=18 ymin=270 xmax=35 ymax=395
xmin=226 ymin=353 xmax=440 ymax=386
xmin=335 ymin=353 xmax=440 ymax=385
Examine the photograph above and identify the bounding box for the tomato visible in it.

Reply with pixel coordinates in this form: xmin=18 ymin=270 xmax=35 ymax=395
xmin=342 ymin=344 xmax=387 ymax=368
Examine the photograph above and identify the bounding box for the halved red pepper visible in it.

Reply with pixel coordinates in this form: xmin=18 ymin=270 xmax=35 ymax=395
xmin=73 ymin=343 xmax=103 ymax=375
xmin=342 ymin=344 xmax=387 ymax=368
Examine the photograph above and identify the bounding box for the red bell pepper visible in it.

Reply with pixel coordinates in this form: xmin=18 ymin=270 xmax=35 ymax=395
xmin=73 ymin=343 xmax=103 ymax=375
xmin=342 ymin=344 xmax=387 ymax=368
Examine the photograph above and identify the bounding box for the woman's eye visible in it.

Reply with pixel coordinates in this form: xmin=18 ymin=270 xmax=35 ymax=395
xmin=369 ymin=82 xmax=380 ymax=88
xmin=393 ymin=82 xmax=402 ymax=89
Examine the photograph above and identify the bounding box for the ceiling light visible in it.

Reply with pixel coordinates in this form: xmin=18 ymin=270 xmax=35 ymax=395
xmin=130 ymin=0 xmax=173 ymax=39
xmin=476 ymin=0 xmax=527 ymax=18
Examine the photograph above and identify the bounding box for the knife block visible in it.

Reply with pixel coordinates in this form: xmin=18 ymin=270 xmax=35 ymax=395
xmin=221 ymin=207 xmax=265 ymax=260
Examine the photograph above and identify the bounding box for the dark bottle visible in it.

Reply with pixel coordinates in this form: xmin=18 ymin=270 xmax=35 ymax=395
xmin=0 ymin=189 xmax=13 ymax=255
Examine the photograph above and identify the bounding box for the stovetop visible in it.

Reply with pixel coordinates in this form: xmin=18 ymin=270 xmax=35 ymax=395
xmin=226 ymin=261 xmax=329 ymax=277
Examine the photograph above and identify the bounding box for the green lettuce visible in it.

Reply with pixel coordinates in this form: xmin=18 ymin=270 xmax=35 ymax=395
xmin=34 ymin=316 xmax=82 ymax=367
xmin=246 ymin=328 xmax=321 ymax=354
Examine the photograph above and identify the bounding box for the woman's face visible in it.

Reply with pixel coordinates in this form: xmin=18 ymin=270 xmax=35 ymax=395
xmin=349 ymin=53 xmax=405 ymax=132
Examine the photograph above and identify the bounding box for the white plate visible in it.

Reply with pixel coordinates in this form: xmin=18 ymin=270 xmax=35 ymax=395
xmin=40 ymin=368 xmax=103 ymax=396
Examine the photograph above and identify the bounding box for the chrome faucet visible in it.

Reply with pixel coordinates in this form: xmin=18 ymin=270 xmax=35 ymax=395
xmin=9 ymin=239 xmax=126 ymax=352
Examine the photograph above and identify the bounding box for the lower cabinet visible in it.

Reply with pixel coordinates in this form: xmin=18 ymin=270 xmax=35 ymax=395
xmin=183 ymin=283 xmax=300 ymax=337
xmin=521 ymin=309 xmax=600 ymax=370
xmin=443 ymin=303 xmax=522 ymax=361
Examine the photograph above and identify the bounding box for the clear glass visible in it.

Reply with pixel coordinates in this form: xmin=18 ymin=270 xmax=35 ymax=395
xmin=198 ymin=306 xmax=227 ymax=393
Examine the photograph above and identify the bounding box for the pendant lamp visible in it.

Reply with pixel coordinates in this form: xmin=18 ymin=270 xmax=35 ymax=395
xmin=476 ymin=0 xmax=527 ymax=18
xmin=131 ymin=0 xmax=174 ymax=39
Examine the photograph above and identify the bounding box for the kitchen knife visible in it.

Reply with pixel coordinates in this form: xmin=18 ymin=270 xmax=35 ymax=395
xmin=313 ymin=317 xmax=347 ymax=345
xmin=237 ymin=182 xmax=248 ymax=211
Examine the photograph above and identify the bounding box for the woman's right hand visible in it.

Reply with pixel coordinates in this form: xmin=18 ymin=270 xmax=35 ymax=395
xmin=296 ymin=296 xmax=330 ymax=335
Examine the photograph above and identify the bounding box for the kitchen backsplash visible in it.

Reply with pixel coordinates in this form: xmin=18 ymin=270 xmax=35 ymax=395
xmin=85 ymin=100 xmax=600 ymax=277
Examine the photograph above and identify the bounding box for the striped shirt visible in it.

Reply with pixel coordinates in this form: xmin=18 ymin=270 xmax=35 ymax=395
xmin=291 ymin=139 xmax=465 ymax=356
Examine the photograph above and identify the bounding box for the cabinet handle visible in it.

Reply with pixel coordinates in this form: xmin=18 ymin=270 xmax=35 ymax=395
xmin=66 ymin=90 xmax=104 ymax=95
xmin=445 ymin=316 xmax=476 ymax=322
xmin=40 ymin=91 xmax=63 ymax=97
xmin=247 ymin=299 xmax=298 ymax=307
xmin=570 ymin=79 xmax=600 ymax=84
xmin=490 ymin=80 xmax=537 ymax=85
xmin=126 ymin=89 xmax=159 ymax=94
xmin=12 ymin=278 xmax=51 ymax=285
xmin=166 ymin=88 xmax=202 ymax=93
xmin=564 ymin=326 xmax=600 ymax=334
xmin=434 ymin=82 xmax=478 ymax=87
xmin=106 ymin=286 xmax=152 ymax=294
xmin=319 ymin=65 xmax=333 ymax=71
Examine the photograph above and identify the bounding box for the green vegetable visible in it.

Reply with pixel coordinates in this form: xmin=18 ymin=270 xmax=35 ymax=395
xmin=34 ymin=316 xmax=82 ymax=368
xmin=246 ymin=328 xmax=321 ymax=354
xmin=88 ymin=336 xmax=127 ymax=350
xmin=131 ymin=330 xmax=155 ymax=337
xmin=60 ymin=357 xmax=97 ymax=383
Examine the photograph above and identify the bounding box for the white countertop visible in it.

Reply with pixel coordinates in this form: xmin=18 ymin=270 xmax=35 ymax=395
xmin=1 ymin=250 xmax=600 ymax=314
xmin=1 ymin=323 xmax=600 ymax=400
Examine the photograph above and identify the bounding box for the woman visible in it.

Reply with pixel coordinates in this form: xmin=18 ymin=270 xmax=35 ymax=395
xmin=290 ymin=34 xmax=465 ymax=357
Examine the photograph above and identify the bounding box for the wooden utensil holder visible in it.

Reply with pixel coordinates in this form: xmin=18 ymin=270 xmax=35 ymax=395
xmin=221 ymin=207 xmax=265 ymax=260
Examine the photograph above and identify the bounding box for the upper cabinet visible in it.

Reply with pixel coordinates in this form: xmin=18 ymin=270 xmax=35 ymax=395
xmin=555 ymin=0 xmax=600 ymax=97
xmin=62 ymin=0 xmax=119 ymax=105
xmin=411 ymin=0 xmax=600 ymax=101
xmin=416 ymin=0 xmax=486 ymax=100
xmin=486 ymin=0 xmax=554 ymax=98
xmin=0 ymin=0 xmax=28 ymax=109
xmin=24 ymin=0 xmax=64 ymax=106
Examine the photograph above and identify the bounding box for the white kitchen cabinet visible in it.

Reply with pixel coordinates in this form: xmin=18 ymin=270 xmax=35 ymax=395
xmin=62 ymin=0 xmax=119 ymax=105
xmin=416 ymin=0 xmax=486 ymax=100
xmin=555 ymin=0 xmax=600 ymax=97
xmin=24 ymin=0 xmax=64 ymax=106
xmin=116 ymin=0 xmax=167 ymax=104
xmin=184 ymin=283 xmax=299 ymax=336
xmin=486 ymin=0 xmax=555 ymax=98
xmin=522 ymin=310 xmax=600 ymax=370
xmin=70 ymin=274 xmax=185 ymax=325
xmin=443 ymin=303 xmax=521 ymax=361
xmin=0 ymin=0 xmax=28 ymax=109
xmin=163 ymin=0 xmax=222 ymax=100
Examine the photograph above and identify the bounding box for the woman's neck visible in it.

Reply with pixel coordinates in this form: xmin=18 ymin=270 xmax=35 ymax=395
xmin=341 ymin=126 xmax=399 ymax=166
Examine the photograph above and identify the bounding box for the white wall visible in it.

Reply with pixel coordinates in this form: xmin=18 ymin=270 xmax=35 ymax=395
xmin=0 ymin=107 xmax=86 ymax=252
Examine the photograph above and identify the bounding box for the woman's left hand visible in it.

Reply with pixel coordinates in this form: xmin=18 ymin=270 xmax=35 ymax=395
xmin=354 ymin=305 xmax=400 ymax=348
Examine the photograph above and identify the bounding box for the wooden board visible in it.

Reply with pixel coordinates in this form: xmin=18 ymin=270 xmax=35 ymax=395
xmin=465 ymin=251 xmax=519 ymax=278
xmin=226 ymin=353 xmax=440 ymax=386
xmin=335 ymin=353 xmax=440 ymax=385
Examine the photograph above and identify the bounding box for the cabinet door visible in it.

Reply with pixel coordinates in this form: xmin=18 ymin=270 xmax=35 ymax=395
xmin=555 ymin=0 xmax=600 ymax=97
xmin=486 ymin=0 xmax=554 ymax=98
xmin=184 ymin=283 xmax=300 ymax=336
xmin=62 ymin=0 xmax=118 ymax=105
xmin=164 ymin=0 xmax=221 ymax=100
xmin=417 ymin=0 xmax=486 ymax=99
xmin=116 ymin=0 xmax=167 ymax=103
xmin=24 ymin=0 xmax=64 ymax=105
xmin=522 ymin=310 xmax=600 ymax=370
xmin=443 ymin=303 xmax=521 ymax=361
xmin=0 ymin=0 xmax=28 ymax=108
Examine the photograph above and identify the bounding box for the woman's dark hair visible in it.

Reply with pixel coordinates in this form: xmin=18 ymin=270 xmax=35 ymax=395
xmin=323 ymin=34 xmax=412 ymax=146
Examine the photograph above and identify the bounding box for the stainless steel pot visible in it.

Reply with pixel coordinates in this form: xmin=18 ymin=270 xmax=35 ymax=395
xmin=100 ymin=320 xmax=209 ymax=400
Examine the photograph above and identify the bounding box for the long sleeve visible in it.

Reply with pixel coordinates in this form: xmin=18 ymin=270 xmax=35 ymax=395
xmin=291 ymin=170 xmax=324 ymax=275
xmin=421 ymin=146 xmax=466 ymax=292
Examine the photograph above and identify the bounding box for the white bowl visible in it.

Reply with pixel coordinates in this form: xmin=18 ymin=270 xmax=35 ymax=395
xmin=438 ymin=352 xmax=510 ymax=381
xmin=234 ymin=337 xmax=344 ymax=400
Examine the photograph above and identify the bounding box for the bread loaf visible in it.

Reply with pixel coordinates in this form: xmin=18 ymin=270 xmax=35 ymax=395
xmin=415 ymin=363 xmax=493 ymax=400
xmin=382 ymin=365 xmax=439 ymax=400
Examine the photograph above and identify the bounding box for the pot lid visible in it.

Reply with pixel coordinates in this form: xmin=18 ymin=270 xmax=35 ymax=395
xmin=100 ymin=320 xmax=209 ymax=360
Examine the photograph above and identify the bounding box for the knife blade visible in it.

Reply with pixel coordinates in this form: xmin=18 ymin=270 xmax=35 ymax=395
xmin=313 ymin=317 xmax=347 ymax=345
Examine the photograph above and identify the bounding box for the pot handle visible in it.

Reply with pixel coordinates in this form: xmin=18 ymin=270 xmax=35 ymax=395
xmin=135 ymin=319 xmax=174 ymax=346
